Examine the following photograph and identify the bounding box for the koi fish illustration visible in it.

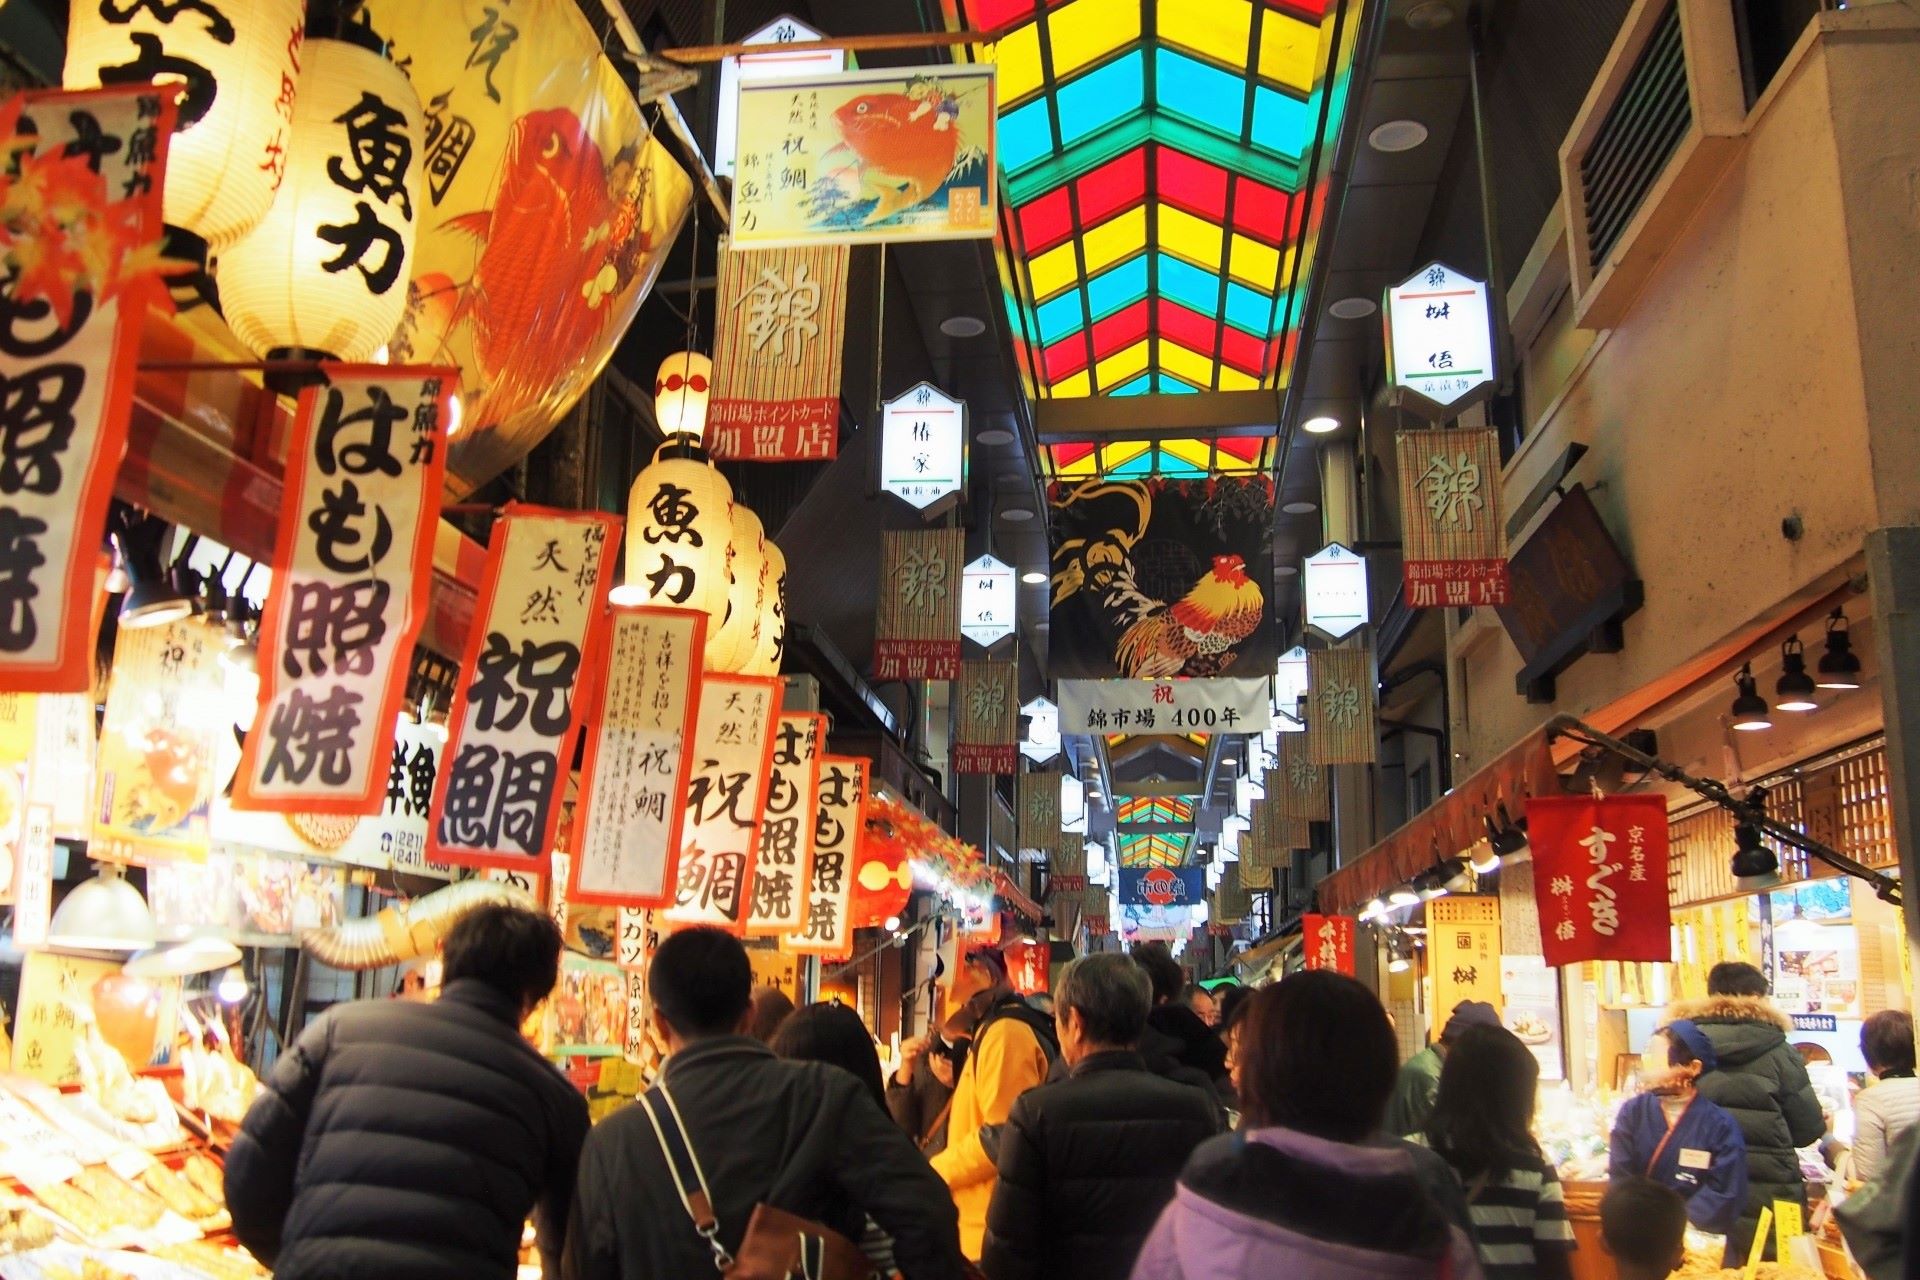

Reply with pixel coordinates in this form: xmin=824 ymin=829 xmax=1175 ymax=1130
xmin=827 ymin=90 xmax=962 ymax=225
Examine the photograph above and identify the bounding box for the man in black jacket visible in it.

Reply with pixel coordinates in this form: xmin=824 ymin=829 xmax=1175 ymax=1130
xmin=563 ymin=927 xmax=964 ymax=1280
xmin=1132 ymin=941 xmax=1230 ymax=1087
xmin=980 ymin=953 xmax=1222 ymax=1280
xmin=226 ymin=905 xmax=590 ymax=1280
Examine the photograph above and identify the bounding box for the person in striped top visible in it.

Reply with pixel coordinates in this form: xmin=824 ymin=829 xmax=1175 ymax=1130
xmin=1413 ymin=1024 xmax=1576 ymax=1280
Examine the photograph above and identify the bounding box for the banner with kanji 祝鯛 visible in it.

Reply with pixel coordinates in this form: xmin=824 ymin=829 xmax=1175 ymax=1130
xmin=663 ymin=675 xmax=781 ymax=934
xmin=953 ymin=659 xmax=1017 ymax=774
xmin=747 ymin=714 xmax=823 ymax=936
xmin=1397 ymin=428 xmax=1510 ymax=608
xmin=787 ymin=755 xmax=867 ymax=959
xmin=1307 ymin=648 xmax=1377 ymax=764
xmin=1527 ymin=795 xmax=1672 ymax=968
xmin=707 ymin=241 xmax=849 ymax=461
xmin=1302 ymin=914 xmax=1356 ymax=974
xmin=874 ymin=528 xmax=962 ymax=681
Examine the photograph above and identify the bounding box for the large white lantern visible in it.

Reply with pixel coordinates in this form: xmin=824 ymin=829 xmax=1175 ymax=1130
xmin=66 ymin=0 xmax=305 ymax=251
xmin=746 ymin=538 xmax=787 ymax=677
xmin=655 ymin=352 xmax=713 ymax=442
xmin=616 ymin=448 xmax=734 ymax=633
xmin=707 ymin=505 xmax=769 ymax=673
xmin=216 ymin=38 xmax=423 ymax=362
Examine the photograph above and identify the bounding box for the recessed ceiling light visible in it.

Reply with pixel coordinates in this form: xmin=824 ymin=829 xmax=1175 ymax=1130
xmin=1276 ymin=565 xmax=1299 ymax=577
xmin=977 ymin=427 xmax=1014 ymax=445
xmin=1282 ymin=500 xmax=1318 ymax=515
xmin=1328 ymin=296 xmax=1376 ymax=320
xmin=1021 ymin=570 xmax=1048 ymax=584
xmin=1302 ymin=415 xmax=1341 ymax=434
xmin=1405 ymin=1 xmax=1456 ymax=29
xmin=1369 ymin=119 xmax=1429 ymax=153
xmin=1001 ymin=506 xmax=1035 ymax=522
xmin=940 ymin=315 xmax=987 ymax=338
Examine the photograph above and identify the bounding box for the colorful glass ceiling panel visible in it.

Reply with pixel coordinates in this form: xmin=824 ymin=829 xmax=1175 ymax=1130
xmin=1041 ymin=434 xmax=1276 ymax=480
xmin=1116 ymin=796 xmax=1195 ymax=826
xmin=1118 ymin=831 xmax=1189 ymax=868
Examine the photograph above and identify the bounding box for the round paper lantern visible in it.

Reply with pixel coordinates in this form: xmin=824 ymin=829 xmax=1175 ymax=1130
xmin=65 ymin=0 xmax=305 ymax=250
xmin=655 ymin=352 xmax=712 ymax=441
xmin=216 ymin=38 xmax=423 ymax=362
xmin=706 ymin=505 xmax=768 ymax=673
xmin=91 ymin=972 xmax=161 ymax=1067
xmin=746 ymin=539 xmax=787 ymax=677
xmin=850 ymin=840 xmax=914 ymax=930
xmin=616 ymin=446 xmax=733 ymax=631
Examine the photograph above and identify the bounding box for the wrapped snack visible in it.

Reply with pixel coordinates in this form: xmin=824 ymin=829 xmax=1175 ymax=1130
xmin=0 ymin=1196 xmax=58 ymax=1255
xmin=139 ymin=1161 xmax=227 ymax=1227
xmin=71 ymin=1168 xmax=167 ymax=1231
xmin=30 ymin=1181 xmax=116 ymax=1240
xmin=181 ymin=1153 xmax=226 ymax=1206
xmin=154 ymin=1238 xmax=273 ymax=1280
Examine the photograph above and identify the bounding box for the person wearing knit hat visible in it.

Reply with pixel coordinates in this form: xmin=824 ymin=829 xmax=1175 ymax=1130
xmin=1384 ymin=999 xmax=1504 ymax=1138
xmin=1607 ymin=1020 xmax=1749 ymax=1238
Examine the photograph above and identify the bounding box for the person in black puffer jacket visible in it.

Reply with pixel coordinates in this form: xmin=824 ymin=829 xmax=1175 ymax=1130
xmin=1132 ymin=942 xmax=1231 ymax=1088
xmin=1667 ymin=963 xmax=1825 ymax=1262
xmin=981 ymin=954 xmax=1222 ymax=1280
xmin=226 ymin=905 xmax=590 ymax=1280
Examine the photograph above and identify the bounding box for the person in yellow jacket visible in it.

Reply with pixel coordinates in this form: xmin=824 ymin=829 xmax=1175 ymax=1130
xmin=929 ymin=947 xmax=1055 ymax=1260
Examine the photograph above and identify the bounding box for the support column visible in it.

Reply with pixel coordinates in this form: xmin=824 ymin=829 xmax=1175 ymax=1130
xmin=1866 ymin=526 xmax=1920 ymax=949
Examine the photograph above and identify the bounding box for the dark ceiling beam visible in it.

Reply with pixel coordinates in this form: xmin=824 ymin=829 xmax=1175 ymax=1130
xmin=1033 ymin=390 xmax=1282 ymax=441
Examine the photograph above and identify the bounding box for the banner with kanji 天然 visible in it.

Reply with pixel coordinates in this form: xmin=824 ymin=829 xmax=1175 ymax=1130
xmin=953 ymin=660 xmax=1017 ymax=774
xmin=1307 ymin=648 xmax=1377 ymax=764
xmin=234 ymin=370 xmax=451 ymax=814
xmin=747 ymin=713 xmax=823 ymax=936
xmin=1398 ymin=428 xmax=1511 ymax=608
xmin=706 ymin=241 xmax=850 ymax=462
xmin=1273 ymin=734 xmax=1331 ymax=820
xmin=567 ymin=606 xmax=704 ymax=907
xmin=663 ymin=674 xmax=781 ymax=935
xmin=1017 ymin=771 xmax=1061 ymax=852
xmin=1302 ymin=914 xmax=1356 ymax=974
xmin=787 ymin=755 xmax=867 ymax=959
xmin=430 ymin=507 xmax=619 ymax=870
xmin=1527 ymin=795 xmax=1672 ymax=968
xmin=0 ymin=85 xmax=179 ymax=693
xmin=874 ymin=528 xmax=962 ymax=681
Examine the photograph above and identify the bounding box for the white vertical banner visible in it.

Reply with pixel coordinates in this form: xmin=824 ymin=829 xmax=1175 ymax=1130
xmin=787 ymin=756 xmax=867 ymax=960
xmin=747 ymin=713 xmax=823 ymax=936
xmin=662 ymin=675 xmax=782 ymax=935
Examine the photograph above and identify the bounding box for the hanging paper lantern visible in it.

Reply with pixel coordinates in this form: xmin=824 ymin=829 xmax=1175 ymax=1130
xmin=850 ymin=836 xmax=914 ymax=930
xmin=655 ymin=351 xmax=713 ymax=441
xmin=706 ymin=504 xmax=768 ymax=673
xmin=616 ymin=446 xmax=733 ymax=631
xmin=66 ymin=0 xmax=305 ymax=250
xmin=746 ymin=538 xmax=787 ymax=677
xmin=216 ymin=38 xmax=423 ymax=361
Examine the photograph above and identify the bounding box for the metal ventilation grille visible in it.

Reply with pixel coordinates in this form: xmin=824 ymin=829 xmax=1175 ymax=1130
xmin=1580 ymin=2 xmax=1692 ymax=273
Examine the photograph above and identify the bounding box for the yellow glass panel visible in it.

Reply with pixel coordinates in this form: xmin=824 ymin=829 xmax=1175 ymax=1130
xmin=1228 ymin=233 xmax=1281 ymax=288
xmin=1162 ymin=0 xmax=1252 ymax=68
xmin=1160 ymin=340 xmax=1217 ymax=388
xmin=1094 ymin=339 xmax=1150 ymax=390
xmin=1161 ymin=438 xmax=1213 ymax=470
xmin=1052 ymin=369 xmax=1093 ymax=397
xmin=1056 ymin=449 xmax=1098 ymax=478
xmin=1029 ymin=241 xmax=1080 ymax=300
xmin=1047 ymin=0 xmax=1141 ymax=78
xmin=1159 ymin=207 xmax=1224 ymax=269
xmin=1258 ymin=13 xmax=1319 ymax=94
xmin=1099 ymin=441 xmax=1151 ymax=471
xmin=1080 ymin=207 xmax=1148 ymax=275
xmin=991 ymin=24 xmax=1047 ymax=104
xmin=1218 ymin=364 xmax=1260 ymax=391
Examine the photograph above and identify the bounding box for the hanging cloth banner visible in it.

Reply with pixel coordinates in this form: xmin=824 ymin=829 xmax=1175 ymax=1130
xmin=1118 ymin=867 xmax=1205 ymax=907
xmin=706 ymin=240 xmax=850 ymax=461
xmin=430 ymin=506 xmax=620 ymax=870
xmin=1239 ymin=855 xmax=1273 ymax=891
xmin=1050 ymin=833 xmax=1086 ymax=893
xmin=747 ymin=713 xmax=823 ymax=936
xmin=1302 ymin=913 xmax=1357 ymax=974
xmin=92 ymin=618 xmax=226 ymax=863
xmin=1083 ymin=887 xmax=1113 ymax=937
xmin=1214 ymin=863 xmax=1250 ymax=924
xmin=874 ymin=527 xmax=962 ymax=681
xmin=1017 ymin=771 xmax=1061 ymax=852
xmin=1527 ymin=794 xmax=1672 ymax=967
xmin=566 ymin=606 xmax=705 ymax=907
xmin=1430 ymin=896 xmax=1502 ymax=1013
xmin=1397 ymin=428 xmax=1511 ymax=608
xmin=663 ymin=674 xmax=782 ymax=935
xmin=787 ymin=755 xmax=867 ymax=959
xmin=953 ymin=660 xmax=1017 ymax=774
xmin=0 ymin=85 xmax=179 ymax=693
xmin=234 ymin=370 xmax=452 ymax=814
xmin=1245 ymin=800 xmax=1295 ymax=876
xmin=1050 ymin=886 xmax=1082 ymax=935
xmin=1272 ymin=735 xmax=1331 ymax=820
xmin=1307 ymin=648 xmax=1378 ymax=764
xmin=1056 ymin=677 xmax=1270 ymax=735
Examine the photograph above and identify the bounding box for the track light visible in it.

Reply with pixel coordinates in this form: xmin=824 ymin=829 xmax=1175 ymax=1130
xmin=1729 ymin=663 xmax=1772 ymax=732
xmin=113 ymin=510 xmax=198 ymax=629
xmin=1359 ymin=897 xmax=1389 ymax=922
xmin=1414 ymin=869 xmax=1450 ymax=901
xmin=1730 ymin=786 xmax=1780 ymax=889
xmin=1773 ymin=636 xmax=1818 ymax=711
xmin=1482 ymin=802 xmax=1528 ymax=864
xmin=1816 ymin=608 xmax=1862 ymax=690
xmin=1387 ymin=885 xmax=1420 ymax=908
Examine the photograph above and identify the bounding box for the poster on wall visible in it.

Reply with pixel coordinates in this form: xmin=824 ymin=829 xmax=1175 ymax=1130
xmin=1500 ymin=954 xmax=1565 ymax=1080
xmin=92 ymin=619 xmax=227 ymax=864
xmin=706 ymin=241 xmax=851 ymax=462
xmin=662 ymin=675 xmax=781 ymax=934
xmin=147 ymin=848 xmax=347 ymax=945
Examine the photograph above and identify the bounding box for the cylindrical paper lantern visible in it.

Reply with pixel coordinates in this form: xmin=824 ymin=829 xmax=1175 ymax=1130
xmin=216 ymin=38 xmax=423 ymax=361
xmin=654 ymin=351 xmax=712 ymax=441
xmin=618 ymin=448 xmax=733 ymax=631
xmin=706 ymin=504 xmax=768 ymax=673
xmin=66 ymin=0 xmax=305 ymax=250
xmin=746 ymin=538 xmax=787 ymax=677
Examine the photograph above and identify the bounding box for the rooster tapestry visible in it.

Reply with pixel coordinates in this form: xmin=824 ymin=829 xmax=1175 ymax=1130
xmin=1048 ymin=478 xmax=1278 ymax=680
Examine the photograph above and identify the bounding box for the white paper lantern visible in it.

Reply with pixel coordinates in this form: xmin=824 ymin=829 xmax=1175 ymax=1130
xmin=618 ymin=448 xmax=733 ymax=631
xmin=746 ymin=538 xmax=787 ymax=677
xmin=216 ymin=38 xmax=423 ymax=362
xmin=706 ymin=504 xmax=768 ymax=673
xmin=65 ymin=0 xmax=305 ymax=250
xmin=654 ymin=352 xmax=712 ymax=441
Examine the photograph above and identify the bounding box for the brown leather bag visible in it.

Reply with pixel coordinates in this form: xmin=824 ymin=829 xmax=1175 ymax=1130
xmin=640 ymin=1086 xmax=875 ymax=1280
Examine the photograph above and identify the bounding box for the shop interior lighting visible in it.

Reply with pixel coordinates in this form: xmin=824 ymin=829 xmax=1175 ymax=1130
xmin=47 ymin=863 xmax=159 ymax=953
xmin=1816 ymin=607 xmax=1863 ymax=690
xmin=1730 ymin=803 xmax=1781 ymax=891
xmin=1387 ymin=938 xmax=1412 ymax=974
xmin=1387 ymin=885 xmax=1421 ymax=908
xmin=1729 ymin=663 xmax=1772 ymax=732
xmin=216 ymin=964 xmax=251 ymax=1005
xmin=1358 ymin=896 xmax=1389 ymax=922
xmin=125 ymin=931 xmax=243 ymax=979
xmin=1774 ymin=636 xmax=1819 ymax=711
xmin=113 ymin=511 xmax=198 ymax=630
xmin=1441 ymin=860 xmax=1476 ymax=895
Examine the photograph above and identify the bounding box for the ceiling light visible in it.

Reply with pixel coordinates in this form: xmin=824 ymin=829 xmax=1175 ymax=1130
xmin=1369 ymin=119 xmax=1429 ymax=153
xmin=1774 ymin=636 xmax=1818 ymax=712
xmin=48 ymin=863 xmax=158 ymax=953
xmin=1816 ymin=607 xmax=1862 ymax=689
xmin=1021 ymin=570 xmax=1048 ymax=585
xmin=977 ymin=427 xmax=1014 ymax=445
xmin=1275 ymin=565 xmax=1298 ymax=577
xmin=1359 ymin=897 xmax=1389 ymax=922
xmin=216 ymin=964 xmax=251 ymax=1005
xmin=1001 ymin=505 xmax=1035 ymax=522
xmin=1282 ymin=501 xmax=1318 ymax=515
xmin=1302 ymin=415 xmax=1341 ymax=434
xmin=1405 ymin=1 xmax=1457 ymax=29
xmin=1387 ymin=885 xmax=1420 ymax=908
xmin=1328 ymin=297 xmax=1376 ymax=320
xmin=940 ymin=315 xmax=987 ymax=338
xmin=1729 ymin=663 xmax=1772 ymax=732
xmin=1388 ymin=952 xmax=1412 ymax=974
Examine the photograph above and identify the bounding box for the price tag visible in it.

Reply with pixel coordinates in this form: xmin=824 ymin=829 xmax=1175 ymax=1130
xmin=1772 ymin=1199 xmax=1803 ymax=1255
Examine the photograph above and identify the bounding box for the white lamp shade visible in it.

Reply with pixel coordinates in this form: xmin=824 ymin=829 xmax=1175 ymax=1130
xmin=65 ymin=0 xmax=305 ymax=250
xmin=707 ymin=505 xmax=768 ymax=673
xmin=746 ymin=539 xmax=787 ymax=677
xmin=622 ymin=450 xmax=733 ymax=629
xmin=124 ymin=932 xmax=242 ymax=978
xmin=47 ymin=868 xmax=158 ymax=952
xmin=654 ymin=352 xmax=712 ymax=441
xmin=217 ymin=38 xmax=423 ymax=361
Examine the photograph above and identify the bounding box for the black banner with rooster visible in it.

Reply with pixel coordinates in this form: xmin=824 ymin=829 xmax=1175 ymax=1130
xmin=1047 ymin=478 xmax=1278 ymax=680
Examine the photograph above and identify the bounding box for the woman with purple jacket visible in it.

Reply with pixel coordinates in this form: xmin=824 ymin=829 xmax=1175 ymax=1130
xmin=1130 ymin=972 xmax=1483 ymax=1280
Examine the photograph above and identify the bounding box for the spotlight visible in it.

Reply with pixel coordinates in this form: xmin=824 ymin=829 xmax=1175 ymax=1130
xmin=1414 ymin=869 xmax=1450 ymax=901
xmin=1620 ymin=729 xmax=1659 ymax=785
xmin=1387 ymin=885 xmax=1420 ymax=908
xmin=1483 ymin=803 xmax=1528 ymax=861
xmin=1442 ymin=860 xmax=1475 ymax=895
xmin=1359 ymin=896 xmax=1389 ymax=922
xmin=1387 ymin=939 xmax=1411 ymax=974
xmin=1730 ymin=822 xmax=1779 ymax=889
xmin=1774 ymin=636 xmax=1818 ymax=712
xmin=1816 ymin=607 xmax=1862 ymax=690
xmin=216 ymin=964 xmax=251 ymax=1005
xmin=1729 ymin=663 xmax=1772 ymax=732
xmin=883 ymin=915 xmax=902 ymax=933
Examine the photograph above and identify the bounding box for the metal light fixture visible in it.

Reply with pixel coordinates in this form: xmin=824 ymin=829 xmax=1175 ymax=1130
xmin=1441 ymin=860 xmax=1476 ymax=895
xmin=1482 ymin=803 xmax=1528 ymax=867
xmin=48 ymin=863 xmax=159 ymax=953
xmin=111 ymin=509 xmax=194 ymax=629
xmin=1387 ymin=885 xmax=1421 ymax=908
xmin=1816 ymin=607 xmax=1863 ymax=690
xmin=1729 ymin=663 xmax=1772 ymax=732
xmin=1359 ymin=896 xmax=1390 ymax=922
xmin=1774 ymin=636 xmax=1818 ymax=712
xmin=124 ymin=931 xmax=243 ymax=979
xmin=1730 ymin=821 xmax=1780 ymax=890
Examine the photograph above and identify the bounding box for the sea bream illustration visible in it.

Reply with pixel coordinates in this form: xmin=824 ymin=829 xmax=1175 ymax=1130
xmin=823 ymin=82 xmax=972 ymax=225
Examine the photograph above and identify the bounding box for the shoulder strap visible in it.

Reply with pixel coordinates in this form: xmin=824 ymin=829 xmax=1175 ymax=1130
xmin=640 ymin=1086 xmax=735 ymax=1273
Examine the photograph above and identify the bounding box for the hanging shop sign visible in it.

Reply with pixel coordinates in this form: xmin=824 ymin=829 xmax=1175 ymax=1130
xmin=1306 ymin=648 xmax=1377 ymax=765
xmin=954 ymin=660 xmax=1018 ymax=774
xmin=1214 ymin=863 xmax=1250 ymax=924
xmin=1050 ymin=477 xmax=1277 ymax=679
xmin=93 ymin=618 xmax=227 ymax=863
xmin=1050 ymin=886 xmax=1082 ymax=935
xmin=1050 ymin=834 xmax=1087 ymax=894
xmin=960 ymin=553 xmax=1015 ymax=649
xmin=9 ymin=804 xmax=54 ymax=948
xmin=880 ymin=383 xmax=967 ymax=511
xmin=1273 ymin=645 xmax=1309 ymax=728
xmin=1057 ymin=677 xmax=1270 ymax=735
xmin=1118 ymin=867 xmax=1205 ymax=907
xmin=663 ymin=675 xmax=782 ymax=935
xmin=1495 ymin=485 xmax=1643 ymax=702
xmin=1397 ymin=428 xmax=1510 ymax=608
xmin=1019 ymin=695 xmax=1060 ymax=763
xmin=707 ymin=241 xmax=851 ymax=462
xmin=1246 ymin=799 xmax=1300 ymax=873
xmin=1016 ymin=771 xmax=1061 ymax=852
xmin=430 ymin=507 xmax=619 ymax=870
xmin=0 ymin=693 xmax=98 ymax=842
xmin=1238 ymin=855 xmax=1272 ymax=891
xmin=11 ymin=953 xmax=134 ymax=1086
xmin=1083 ymin=888 xmax=1112 ymax=937
xmin=234 ymin=370 xmax=451 ymax=814
xmin=787 ymin=755 xmax=867 ymax=959
xmin=616 ymin=907 xmax=655 ymax=971
xmin=747 ymin=713 xmax=823 ymax=936
xmin=0 ymin=85 xmax=177 ymax=694
xmin=731 ymin=63 xmax=997 ymax=247
xmin=1302 ymin=543 xmax=1370 ymax=641
xmin=1273 ymin=734 xmax=1330 ymax=820
xmin=567 ymin=606 xmax=704 ymax=907
xmin=1527 ymin=794 xmax=1672 ymax=968
xmin=874 ymin=528 xmax=962 ymax=681
xmin=1430 ymin=896 xmax=1502 ymax=1014
xmin=1005 ymin=937 xmax=1050 ymax=997
xmin=715 ymin=16 xmax=846 ymax=180
xmin=1302 ymin=913 xmax=1356 ymax=974
xmin=1385 ymin=262 xmax=1495 ymax=416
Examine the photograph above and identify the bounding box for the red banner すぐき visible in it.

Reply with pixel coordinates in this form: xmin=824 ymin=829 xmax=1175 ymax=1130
xmin=1302 ymin=914 xmax=1356 ymax=974
xmin=1527 ymin=795 xmax=1672 ymax=968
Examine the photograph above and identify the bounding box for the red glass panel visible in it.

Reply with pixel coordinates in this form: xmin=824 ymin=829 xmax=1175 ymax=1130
xmin=1043 ymin=332 xmax=1091 ymax=381
xmin=1051 ymin=442 xmax=1097 ymax=469
xmin=1264 ymin=0 xmax=1332 ymax=18
xmin=1157 ymin=299 xmax=1218 ymax=356
xmin=968 ymin=0 xmax=1044 ymax=30
xmin=1074 ymin=148 xmax=1148 ymax=227
xmin=1017 ymin=189 xmax=1076 ymax=255
xmin=1220 ymin=323 xmax=1266 ymax=374
xmin=1090 ymin=299 xmax=1150 ymax=360
xmin=1216 ymin=437 xmax=1264 ymax=462
xmin=1155 ymin=148 xmax=1229 ymax=223
xmin=1233 ymin=176 xmax=1294 ymax=244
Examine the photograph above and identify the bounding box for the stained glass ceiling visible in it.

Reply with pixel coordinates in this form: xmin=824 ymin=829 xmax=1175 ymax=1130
xmin=1042 ymin=434 xmax=1276 ymax=481
xmin=1116 ymin=796 xmax=1194 ymax=826
xmin=1119 ymin=832 xmax=1189 ymax=868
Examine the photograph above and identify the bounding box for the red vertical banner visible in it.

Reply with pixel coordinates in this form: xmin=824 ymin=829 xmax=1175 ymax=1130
xmin=1303 ymin=913 xmax=1357 ymax=974
xmin=1527 ymin=795 xmax=1672 ymax=968
xmin=661 ymin=674 xmax=781 ymax=935
xmin=787 ymin=755 xmax=866 ymax=960
xmin=747 ymin=713 xmax=823 ymax=937
xmin=234 ymin=369 xmax=451 ymax=813
xmin=0 ymin=86 xmax=178 ymax=692
xmin=430 ymin=507 xmax=620 ymax=871
xmin=1006 ymin=937 xmax=1051 ymax=996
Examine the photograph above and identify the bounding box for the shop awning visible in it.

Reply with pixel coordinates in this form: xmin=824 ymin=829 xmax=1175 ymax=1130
xmin=994 ymin=869 xmax=1045 ymax=924
xmin=1318 ymin=725 xmax=1562 ymax=915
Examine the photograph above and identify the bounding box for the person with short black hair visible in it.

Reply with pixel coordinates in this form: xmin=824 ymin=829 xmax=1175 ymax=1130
xmin=1600 ymin=1178 xmax=1689 ymax=1280
xmin=565 ymin=929 xmax=961 ymax=1280
xmin=226 ymin=904 xmax=590 ymax=1280
xmin=1608 ymin=1021 xmax=1748 ymax=1235
xmin=1131 ymin=942 xmax=1228 ymax=1088
xmin=1852 ymin=1009 xmax=1919 ymax=1183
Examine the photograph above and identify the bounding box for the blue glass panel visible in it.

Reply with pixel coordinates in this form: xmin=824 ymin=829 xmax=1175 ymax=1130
xmin=1225 ymin=281 xmax=1272 ymax=333
xmin=1111 ymin=374 xmax=1154 ymax=396
xmin=1111 ymin=451 xmax=1156 ymax=477
xmin=1157 ymin=450 xmax=1206 ymax=478
xmin=1252 ymin=87 xmax=1311 ymax=158
xmin=1036 ymin=290 xmax=1086 ymax=345
xmin=1152 ymin=375 xmax=1201 ymax=395
xmin=1085 ymin=255 xmax=1149 ymax=318
xmin=1058 ymin=50 xmax=1145 ymax=149
xmin=1156 ymin=253 xmax=1219 ymax=315
xmin=1000 ymin=97 xmax=1056 ymax=173
xmin=1156 ymin=49 xmax=1246 ymax=140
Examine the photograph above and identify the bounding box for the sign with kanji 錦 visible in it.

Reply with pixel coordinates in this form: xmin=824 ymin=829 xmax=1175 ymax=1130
xmin=663 ymin=675 xmax=781 ymax=935
xmin=707 ymin=241 xmax=850 ymax=462
xmin=1051 ymin=833 xmax=1087 ymax=885
xmin=1272 ymin=734 xmax=1330 ymax=820
xmin=1385 ymin=261 xmax=1495 ymax=416
xmin=1017 ymin=771 xmax=1061 ymax=851
xmin=960 ymin=553 xmax=1016 ymax=649
xmin=1397 ymin=428 xmax=1510 ymax=608
xmin=875 ymin=528 xmax=962 ymax=680
xmin=747 ymin=713 xmax=822 ymax=936
xmin=234 ymin=370 xmax=450 ymax=814
xmin=1430 ymin=896 xmax=1502 ymax=1015
xmin=1303 ymin=543 xmax=1370 ymax=641
xmin=1527 ymin=795 xmax=1672 ymax=968
xmin=1057 ymin=677 xmax=1270 ymax=735
xmin=1213 ymin=863 xmax=1250 ymax=924
xmin=1302 ymin=913 xmax=1356 ymax=974
xmin=787 ymin=755 xmax=867 ymax=959
xmin=953 ymin=660 xmax=1017 ymax=774
xmin=1306 ymin=648 xmax=1377 ymax=764
xmin=880 ymin=383 xmax=967 ymax=511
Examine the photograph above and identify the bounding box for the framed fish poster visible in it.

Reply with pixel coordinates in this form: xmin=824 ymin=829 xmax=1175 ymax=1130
xmin=731 ymin=64 xmax=997 ymax=247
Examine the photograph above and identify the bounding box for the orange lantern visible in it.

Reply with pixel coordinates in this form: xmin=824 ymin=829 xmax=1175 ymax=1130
xmin=849 ymin=838 xmax=913 ymax=931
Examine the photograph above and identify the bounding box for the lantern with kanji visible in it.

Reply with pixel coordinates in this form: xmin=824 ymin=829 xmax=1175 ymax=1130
xmin=217 ymin=37 xmax=423 ymax=361
xmin=706 ymin=504 xmax=769 ymax=673
xmin=746 ymin=538 xmax=787 ymax=677
xmin=65 ymin=0 xmax=306 ymax=251
xmin=615 ymin=448 xmax=734 ymax=629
